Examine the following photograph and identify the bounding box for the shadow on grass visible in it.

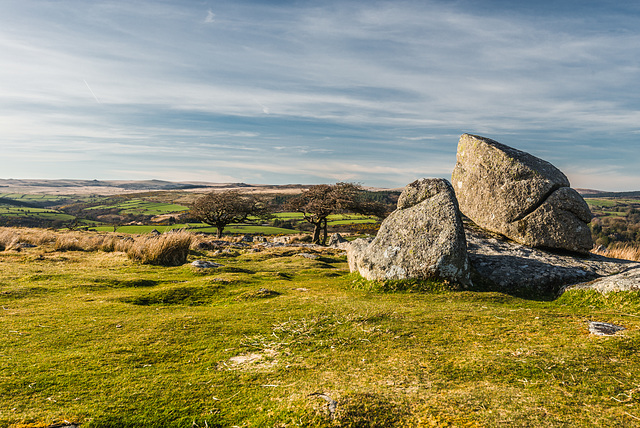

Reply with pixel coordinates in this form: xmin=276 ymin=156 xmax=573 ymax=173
xmin=121 ymin=285 xmax=223 ymax=306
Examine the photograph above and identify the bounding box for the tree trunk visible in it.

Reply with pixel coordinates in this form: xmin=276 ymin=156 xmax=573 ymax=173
xmin=312 ymin=222 xmax=322 ymax=244
xmin=321 ymin=217 xmax=328 ymax=246
xmin=216 ymin=226 xmax=224 ymax=238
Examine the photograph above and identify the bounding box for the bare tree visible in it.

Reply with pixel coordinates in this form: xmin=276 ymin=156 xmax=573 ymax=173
xmin=190 ymin=190 xmax=266 ymax=238
xmin=286 ymin=182 xmax=386 ymax=245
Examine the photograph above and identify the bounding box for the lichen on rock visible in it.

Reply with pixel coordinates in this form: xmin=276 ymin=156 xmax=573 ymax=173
xmin=452 ymin=133 xmax=593 ymax=254
xmin=347 ymin=178 xmax=471 ymax=286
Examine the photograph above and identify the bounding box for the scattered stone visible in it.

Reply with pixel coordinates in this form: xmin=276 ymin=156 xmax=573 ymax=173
xmin=293 ymin=287 xmax=309 ymax=292
xmin=297 ymin=252 xmax=319 ymax=260
xmin=149 ymin=229 xmax=161 ymax=236
xmin=191 ymin=260 xmax=224 ymax=269
xmin=452 ymin=134 xmax=593 ymax=254
xmin=240 ymin=234 xmax=253 ymax=242
xmin=588 ymin=321 xmax=625 ymax=336
xmin=272 ymin=236 xmax=291 ymax=244
xmin=467 ymin=227 xmax=640 ymax=295
xmin=328 ymin=233 xmax=348 ymax=247
xmin=348 ymin=178 xmax=471 ymax=286
xmin=235 ymin=288 xmax=281 ymax=300
xmin=15 ymin=242 xmax=37 ymax=249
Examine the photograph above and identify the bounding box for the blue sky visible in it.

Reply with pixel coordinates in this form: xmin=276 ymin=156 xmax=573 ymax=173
xmin=1 ymin=0 xmax=640 ymax=190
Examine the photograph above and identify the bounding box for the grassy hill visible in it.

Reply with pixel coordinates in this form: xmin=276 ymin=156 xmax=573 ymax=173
xmin=1 ymin=228 xmax=640 ymax=427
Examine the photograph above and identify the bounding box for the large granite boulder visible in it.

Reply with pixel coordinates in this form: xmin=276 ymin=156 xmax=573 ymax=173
xmin=347 ymin=178 xmax=471 ymax=286
xmin=452 ymin=134 xmax=593 ymax=254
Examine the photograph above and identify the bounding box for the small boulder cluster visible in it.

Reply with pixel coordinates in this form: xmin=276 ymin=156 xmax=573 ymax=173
xmin=347 ymin=134 xmax=595 ymax=287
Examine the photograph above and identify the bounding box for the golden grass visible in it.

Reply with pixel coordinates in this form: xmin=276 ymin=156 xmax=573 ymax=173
xmin=592 ymin=242 xmax=640 ymax=262
xmin=1 ymin=227 xmax=195 ymax=267
xmin=125 ymin=229 xmax=193 ymax=266
xmin=0 ymin=227 xmax=57 ymax=250
xmin=53 ymin=232 xmax=133 ymax=252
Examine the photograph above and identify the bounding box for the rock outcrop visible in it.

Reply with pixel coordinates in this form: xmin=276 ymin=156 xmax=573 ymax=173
xmin=347 ymin=178 xmax=470 ymax=285
xmin=466 ymin=226 xmax=639 ymax=295
xmin=452 ymin=134 xmax=593 ymax=254
xmin=563 ymin=267 xmax=640 ymax=294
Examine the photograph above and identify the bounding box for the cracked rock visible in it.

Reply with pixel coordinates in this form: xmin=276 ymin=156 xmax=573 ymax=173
xmin=452 ymin=134 xmax=593 ymax=254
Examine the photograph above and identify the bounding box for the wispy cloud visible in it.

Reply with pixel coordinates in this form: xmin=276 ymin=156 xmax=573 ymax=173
xmin=1 ymin=0 xmax=640 ymax=189
xmin=205 ymin=9 xmax=215 ymax=24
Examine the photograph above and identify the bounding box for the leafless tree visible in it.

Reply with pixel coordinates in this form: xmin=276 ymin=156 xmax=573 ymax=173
xmin=286 ymin=182 xmax=386 ymax=245
xmin=190 ymin=190 xmax=267 ymax=238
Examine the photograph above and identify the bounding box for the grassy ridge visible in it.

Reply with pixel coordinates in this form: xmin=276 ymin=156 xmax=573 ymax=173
xmin=2 ymin=234 xmax=640 ymax=427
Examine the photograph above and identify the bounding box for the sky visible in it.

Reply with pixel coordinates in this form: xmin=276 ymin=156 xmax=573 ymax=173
xmin=1 ymin=0 xmax=640 ymax=190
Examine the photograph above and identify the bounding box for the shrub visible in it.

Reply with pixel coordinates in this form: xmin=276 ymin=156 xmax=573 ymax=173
xmin=126 ymin=230 xmax=193 ymax=266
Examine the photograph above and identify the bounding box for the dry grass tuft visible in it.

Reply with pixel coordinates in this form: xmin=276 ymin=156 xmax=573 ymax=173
xmin=0 ymin=227 xmax=57 ymax=251
xmin=126 ymin=230 xmax=193 ymax=266
xmin=592 ymin=243 xmax=640 ymax=262
xmin=0 ymin=228 xmax=18 ymax=250
xmin=54 ymin=232 xmax=132 ymax=252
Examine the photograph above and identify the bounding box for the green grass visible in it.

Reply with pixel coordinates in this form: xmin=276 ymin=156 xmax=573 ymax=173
xmin=90 ymin=223 xmax=298 ymax=235
xmin=585 ymin=198 xmax=618 ymax=208
xmin=2 ymin=239 xmax=640 ymax=427
xmin=0 ymin=194 xmax=72 ymax=202
xmin=85 ymin=199 xmax=189 ymax=215
xmin=0 ymin=207 xmax=75 ymax=221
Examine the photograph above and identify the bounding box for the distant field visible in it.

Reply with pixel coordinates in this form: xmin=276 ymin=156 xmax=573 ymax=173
xmin=86 ymin=198 xmax=190 ymax=215
xmin=0 ymin=193 xmax=71 ymax=202
xmin=586 ymin=198 xmax=640 ymax=207
xmin=269 ymin=212 xmax=378 ymax=225
xmin=584 ymin=198 xmax=618 ymax=207
xmin=91 ymin=223 xmax=297 ymax=235
xmin=0 ymin=206 xmax=75 ymax=221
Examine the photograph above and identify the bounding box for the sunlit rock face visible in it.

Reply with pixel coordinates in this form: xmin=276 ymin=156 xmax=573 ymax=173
xmin=347 ymin=178 xmax=471 ymax=286
xmin=451 ymin=134 xmax=593 ymax=254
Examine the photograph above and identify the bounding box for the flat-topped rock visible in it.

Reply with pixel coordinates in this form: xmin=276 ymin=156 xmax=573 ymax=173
xmin=452 ymin=134 xmax=593 ymax=254
xmin=467 ymin=227 xmax=640 ymax=295
xmin=348 ymin=178 xmax=470 ymax=286
xmin=563 ymin=268 xmax=640 ymax=294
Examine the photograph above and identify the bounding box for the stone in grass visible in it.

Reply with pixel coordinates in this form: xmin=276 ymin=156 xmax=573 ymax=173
xmin=588 ymin=321 xmax=625 ymax=336
xmin=297 ymin=252 xmax=319 ymax=260
xmin=328 ymin=233 xmax=348 ymax=247
xmin=235 ymin=288 xmax=281 ymax=301
xmin=348 ymin=178 xmax=471 ymax=286
xmin=191 ymin=260 xmax=224 ymax=269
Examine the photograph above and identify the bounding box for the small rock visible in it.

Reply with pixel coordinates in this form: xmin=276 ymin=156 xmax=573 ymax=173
xmin=328 ymin=233 xmax=347 ymax=247
xmin=191 ymin=260 xmax=224 ymax=269
xmin=297 ymin=253 xmax=319 ymax=260
xmin=588 ymin=321 xmax=625 ymax=336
